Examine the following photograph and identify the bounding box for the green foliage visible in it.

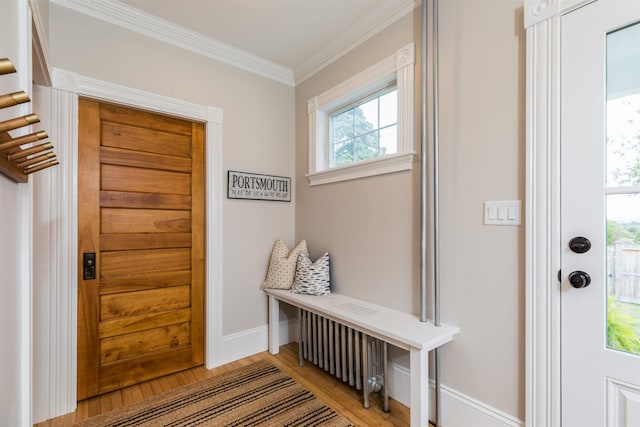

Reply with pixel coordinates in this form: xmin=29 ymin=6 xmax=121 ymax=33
xmin=610 ymin=111 xmax=640 ymax=186
xmin=332 ymin=106 xmax=384 ymax=167
xmin=607 ymin=220 xmax=640 ymax=245
xmin=607 ymin=296 xmax=640 ymax=354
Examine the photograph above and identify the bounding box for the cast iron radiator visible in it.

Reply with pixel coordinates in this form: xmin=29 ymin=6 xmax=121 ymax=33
xmin=297 ymin=307 xmax=389 ymax=411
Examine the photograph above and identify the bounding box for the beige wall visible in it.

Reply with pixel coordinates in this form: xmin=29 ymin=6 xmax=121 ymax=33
xmin=295 ymin=11 xmax=422 ymax=314
xmin=49 ymin=4 xmax=296 ymax=336
xmin=438 ymin=0 xmax=525 ymax=418
xmin=41 ymin=0 xmax=525 ymax=421
xmin=295 ymin=1 xmax=525 ymax=420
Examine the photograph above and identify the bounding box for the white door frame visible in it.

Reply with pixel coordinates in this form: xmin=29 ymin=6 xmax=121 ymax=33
xmin=32 ymin=68 xmax=224 ymax=420
xmin=524 ymin=1 xmax=595 ymax=426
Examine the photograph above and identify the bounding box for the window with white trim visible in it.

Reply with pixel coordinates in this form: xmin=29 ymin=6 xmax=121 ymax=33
xmin=307 ymin=42 xmax=415 ymax=186
xmin=330 ymin=86 xmax=398 ymax=167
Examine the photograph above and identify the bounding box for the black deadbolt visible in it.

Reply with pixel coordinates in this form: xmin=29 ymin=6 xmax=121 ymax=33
xmin=569 ymin=236 xmax=591 ymax=254
xmin=83 ymin=252 xmax=96 ymax=280
xmin=568 ymin=270 xmax=591 ymax=288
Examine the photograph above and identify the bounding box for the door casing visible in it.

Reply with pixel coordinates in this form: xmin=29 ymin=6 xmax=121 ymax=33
xmin=32 ymin=71 xmax=224 ymax=417
xmin=525 ymin=0 xmax=614 ymax=426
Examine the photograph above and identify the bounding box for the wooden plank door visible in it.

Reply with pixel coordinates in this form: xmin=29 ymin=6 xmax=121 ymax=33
xmin=77 ymin=99 xmax=205 ymax=400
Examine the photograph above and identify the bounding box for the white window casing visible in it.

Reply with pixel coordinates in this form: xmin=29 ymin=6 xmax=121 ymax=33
xmin=307 ymin=42 xmax=415 ymax=186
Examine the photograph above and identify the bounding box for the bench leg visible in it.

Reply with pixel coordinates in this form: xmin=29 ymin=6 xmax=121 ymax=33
xmin=267 ymin=295 xmax=279 ymax=355
xmin=410 ymin=348 xmax=429 ymax=427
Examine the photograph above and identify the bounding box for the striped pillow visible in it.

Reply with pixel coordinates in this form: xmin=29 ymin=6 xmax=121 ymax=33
xmin=291 ymin=252 xmax=331 ymax=296
xmin=260 ymin=240 xmax=309 ymax=290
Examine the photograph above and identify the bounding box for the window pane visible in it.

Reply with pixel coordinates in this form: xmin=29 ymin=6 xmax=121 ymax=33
xmin=334 ymin=139 xmax=354 ymax=167
xmin=606 ymin=22 xmax=640 ymax=356
xmin=380 ymin=90 xmax=397 ymax=128
xmin=328 ymin=85 xmax=398 ymax=168
xmin=356 ymin=99 xmax=378 ymax=136
xmin=355 ymin=133 xmax=379 ymax=161
xmin=379 ymin=125 xmax=397 ymax=155
xmin=607 ymin=194 xmax=640 ymax=355
xmin=607 ymin=93 xmax=640 ymax=187
xmin=332 ymin=109 xmax=355 ymax=143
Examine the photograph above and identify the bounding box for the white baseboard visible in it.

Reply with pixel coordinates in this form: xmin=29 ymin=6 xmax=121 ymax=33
xmin=223 ymin=319 xmax=523 ymax=427
xmin=387 ymin=360 xmax=411 ymax=406
xmin=434 ymin=382 xmax=524 ymax=427
xmin=367 ymin=351 xmax=525 ymax=427
xmin=386 ymin=356 xmax=523 ymax=426
xmin=217 ymin=319 xmax=295 ymax=366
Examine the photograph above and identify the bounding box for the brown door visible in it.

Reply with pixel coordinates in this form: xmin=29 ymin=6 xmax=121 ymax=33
xmin=77 ymin=99 xmax=205 ymax=400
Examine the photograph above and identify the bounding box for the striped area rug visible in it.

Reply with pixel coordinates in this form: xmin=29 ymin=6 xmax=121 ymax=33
xmin=74 ymin=361 xmax=354 ymax=426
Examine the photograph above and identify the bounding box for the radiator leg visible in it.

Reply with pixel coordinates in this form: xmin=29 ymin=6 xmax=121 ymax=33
xmin=307 ymin=311 xmax=312 ymax=363
xmin=323 ymin=318 xmax=329 ymax=371
xmin=362 ymin=334 xmax=370 ymax=409
xmin=341 ymin=325 xmax=347 ymax=382
xmin=335 ymin=322 xmax=343 ymax=378
xmin=348 ymin=329 xmax=355 ymax=386
xmin=317 ymin=315 xmax=323 ymax=369
xmin=383 ymin=341 xmax=389 ymax=413
xmin=355 ymin=331 xmax=362 ymax=391
xmin=298 ymin=308 xmax=304 ymax=367
xmin=329 ymin=320 xmax=335 ymax=375
xmin=312 ymin=313 xmax=318 ymax=365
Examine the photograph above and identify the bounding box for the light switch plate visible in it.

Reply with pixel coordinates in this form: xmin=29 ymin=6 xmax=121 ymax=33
xmin=484 ymin=200 xmax=521 ymax=225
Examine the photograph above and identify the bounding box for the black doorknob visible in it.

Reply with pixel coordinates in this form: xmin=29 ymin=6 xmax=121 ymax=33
xmin=568 ymin=270 xmax=591 ymax=288
xmin=569 ymin=236 xmax=591 ymax=253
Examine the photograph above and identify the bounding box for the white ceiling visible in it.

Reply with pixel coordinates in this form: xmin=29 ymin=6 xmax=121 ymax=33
xmin=99 ymin=0 xmax=418 ymax=84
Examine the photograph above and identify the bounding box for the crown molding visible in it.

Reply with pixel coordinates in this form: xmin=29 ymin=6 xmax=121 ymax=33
xmin=52 ymin=0 xmax=419 ymax=87
xmin=51 ymin=0 xmax=295 ymax=86
xmin=293 ymin=0 xmax=421 ymax=84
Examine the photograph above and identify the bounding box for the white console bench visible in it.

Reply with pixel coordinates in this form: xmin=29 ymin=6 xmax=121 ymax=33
xmin=265 ymin=289 xmax=459 ymax=427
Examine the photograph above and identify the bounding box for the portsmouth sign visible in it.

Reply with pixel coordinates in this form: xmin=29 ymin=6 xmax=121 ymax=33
xmin=227 ymin=170 xmax=291 ymax=202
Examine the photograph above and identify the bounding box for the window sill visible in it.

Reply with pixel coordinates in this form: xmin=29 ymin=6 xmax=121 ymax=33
xmin=306 ymin=152 xmax=415 ymax=186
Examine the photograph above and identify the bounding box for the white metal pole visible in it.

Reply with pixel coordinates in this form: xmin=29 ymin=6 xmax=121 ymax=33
xmin=432 ymin=0 xmax=443 ymax=426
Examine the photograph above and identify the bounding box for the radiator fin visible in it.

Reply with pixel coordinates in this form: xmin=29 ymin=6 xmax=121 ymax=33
xmin=298 ymin=308 xmax=388 ymax=411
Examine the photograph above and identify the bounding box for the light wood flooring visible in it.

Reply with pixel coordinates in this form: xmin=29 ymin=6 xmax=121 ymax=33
xmin=35 ymin=342 xmax=410 ymax=426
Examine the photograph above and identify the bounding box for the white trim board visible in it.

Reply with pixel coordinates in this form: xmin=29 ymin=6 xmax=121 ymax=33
xmin=523 ymin=1 xmax=593 ymax=426
xmin=306 ymin=42 xmax=416 ymax=186
xmin=216 ymin=320 xmax=296 ymax=367
xmin=31 ymin=86 xmax=79 ymax=423
xmin=31 ymin=69 xmax=224 ymax=421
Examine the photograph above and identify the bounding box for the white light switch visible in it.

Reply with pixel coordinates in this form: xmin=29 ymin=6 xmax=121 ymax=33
xmin=488 ymin=205 xmax=497 ymax=220
xmin=484 ymin=200 xmax=521 ymax=225
xmin=498 ymin=206 xmax=507 ymax=220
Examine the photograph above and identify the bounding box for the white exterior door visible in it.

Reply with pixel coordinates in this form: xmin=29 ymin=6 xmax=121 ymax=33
xmin=561 ymin=1 xmax=640 ymax=426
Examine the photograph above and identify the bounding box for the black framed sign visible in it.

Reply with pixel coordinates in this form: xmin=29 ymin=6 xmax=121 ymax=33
xmin=227 ymin=170 xmax=291 ymax=202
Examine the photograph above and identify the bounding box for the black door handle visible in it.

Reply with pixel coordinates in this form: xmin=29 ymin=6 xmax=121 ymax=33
xmin=568 ymin=270 xmax=591 ymax=288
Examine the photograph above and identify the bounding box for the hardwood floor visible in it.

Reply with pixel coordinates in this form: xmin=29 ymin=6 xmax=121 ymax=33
xmin=35 ymin=343 xmax=410 ymax=426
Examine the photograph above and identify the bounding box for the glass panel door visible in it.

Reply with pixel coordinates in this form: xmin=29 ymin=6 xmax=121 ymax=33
xmin=561 ymin=3 xmax=640 ymax=425
xmin=606 ymin=22 xmax=640 ymax=356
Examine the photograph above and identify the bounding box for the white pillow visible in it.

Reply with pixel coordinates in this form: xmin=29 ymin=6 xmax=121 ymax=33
xmin=291 ymin=252 xmax=331 ymax=296
xmin=260 ymin=240 xmax=308 ymax=290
